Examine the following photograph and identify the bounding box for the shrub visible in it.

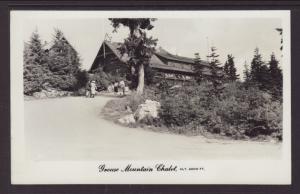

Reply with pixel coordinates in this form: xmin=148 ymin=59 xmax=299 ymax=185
xmin=138 ymin=114 xmax=162 ymax=127
xmin=91 ymin=68 xmax=128 ymax=92
xmin=72 ymin=87 xmax=86 ymax=96
xmin=75 ymin=70 xmax=89 ymax=90
xmin=143 ymin=86 xmax=161 ymax=101
xmin=90 ymin=70 xmax=111 ymax=91
xmin=103 ymin=97 xmax=128 ymax=113
xmin=219 ymin=83 xmax=282 ymax=138
xmin=103 ymin=80 xmax=282 ymax=141
xmin=159 ymin=81 xmax=282 ymax=140
xmin=47 ymin=74 xmax=77 ymax=91
xmin=160 ymin=82 xmax=214 ymax=128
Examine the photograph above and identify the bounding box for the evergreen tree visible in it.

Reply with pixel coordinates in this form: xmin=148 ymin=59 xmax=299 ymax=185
xmin=250 ymin=48 xmax=270 ymax=90
xmin=268 ymin=53 xmax=282 ymax=99
xmin=259 ymin=63 xmax=270 ymax=91
xmin=47 ymin=29 xmax=81 ymax=91
xmin=109 ymin=18 xmax=157 ymax=95
xmin=243 ymin=61 xmax=251 ymax=83
xmin=23 ymin=31 xmax=49 ymax=95
xmin=250 ymin=48 xmax=263 ymax=82
xmin=74 ymin=70 xmax=89 ymax=90
xmin=194 ymin=52 xmax=204 ymax=83
xmin=223 ymin=56 xmax=230 ymax=79
xmin=207 ymin=46 xmax=224 ymax=95
xmin=224 ymin=54 xmax=239 ymax=81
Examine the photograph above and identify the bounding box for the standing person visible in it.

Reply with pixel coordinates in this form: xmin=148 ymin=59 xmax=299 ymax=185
xmin=85 ymin=81 xmax=91 ymax=98
xmin=108 ymin=83 xmax=113 ymax=93
xmin=113 ymin=81 xmax=118 ymax=95
xmin=119 ymin=80 xmax=125 ymax=96
xmin=90 ymin=80 xmax=97 ymax=98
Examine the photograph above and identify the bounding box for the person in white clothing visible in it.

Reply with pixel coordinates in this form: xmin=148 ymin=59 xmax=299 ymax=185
xmin=90 ymin=80 xmax=97 ymax=98
xmin=85 ymin=81 xmax=91 ymax=98
xmin=119 ymin=80 xmax=125 ymax=96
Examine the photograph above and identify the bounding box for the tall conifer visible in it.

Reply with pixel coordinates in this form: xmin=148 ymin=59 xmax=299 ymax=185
xmin=268 ymin=53 xmax=282 ymax=99
xmin=224 ymin=54 xmax=239 ymax=81
xmin=23 ymin=31 xmax=48 ymax=95
xmin=207 ymin=47 xmax=224 ymax=95
xmin=48 ymin=29 xmax=81 ymax=90
xmin=109 ymin=18 xmax=157 ymax=95
xmin=250 ymin=48 xmax=270 ymax=90
xmin=194 ymin=52 xmax=204 ymax=83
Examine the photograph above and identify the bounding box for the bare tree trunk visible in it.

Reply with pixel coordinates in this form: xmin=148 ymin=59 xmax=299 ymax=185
xmin=136 ymin=64 xmax=144 ymax=95
xmin=132 ymin=28 xmax=144 ymax=95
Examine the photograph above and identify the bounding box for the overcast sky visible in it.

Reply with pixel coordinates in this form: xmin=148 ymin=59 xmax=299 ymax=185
xmin=20 ymin=11 xmax=284 ymax=79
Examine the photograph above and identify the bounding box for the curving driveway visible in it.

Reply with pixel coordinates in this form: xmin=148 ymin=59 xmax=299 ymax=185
xmin=25 ymin=96 xmax=281 ymax=161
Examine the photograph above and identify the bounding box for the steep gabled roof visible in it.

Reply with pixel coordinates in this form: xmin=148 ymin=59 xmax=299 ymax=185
xmin=155 ymin=47 xmax=210 ymax=67
xmin=103 ymin=41 xmax=129 ymax=63
xmin=90 ymin=41 xmax=212 ymax=74
xmin=90 ymin=41 xmax=127 ymax=71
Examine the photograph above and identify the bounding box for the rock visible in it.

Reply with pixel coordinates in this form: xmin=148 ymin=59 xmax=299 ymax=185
xmin=24 ymin=95 xmax=34 ymax=101
xmin=134 ymin=100 xmax=161 ymax=121
xmin=32 ymin=91 xmax=47 ymax=99
xmin=270 ymin=139 xmax=278 ymax=144
xmin=45 ymin=90 xmax=58 ymax=98
xmin=45 ymin=89 xmax=71 ymax=98
xmin=125 ymin=105 xmax=132 ymax=113
xmin=32 ymin=89 xmax=72 ymax=99
xmin=59 ymin=91 xmax=69 ymax=97
xmin=118 ymin=114 xmax=136 ymax=124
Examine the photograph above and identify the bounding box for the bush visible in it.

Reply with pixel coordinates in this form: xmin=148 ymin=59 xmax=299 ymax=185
xmin=218 ymin=83 xmax=282 ymax=138
xmin=160 ymin=82 xmax=215 ymax=127
xmin=138 ymin=114 xmax=162 ymax=127
xmin=75 ymin=70 xmax=89 ymax=90
xmin=143 ymin=86 xmax=161 ymax=101
xmin=102 ymin=80 xmax=282 ymax=141
xmin=47 ymin=74 xmax=77 ymax=91
xmin=159 ymin=81 xmax=282 ymax=140
xmin=103 ymin=97 xmax=128 ymax=113
xmin=90 ymin=69 xmax=111 ymax=91
xmin=91 ymin=68 xmax=129 ymax=92
xmin=72 ymin=87 xmax=86 ymax=96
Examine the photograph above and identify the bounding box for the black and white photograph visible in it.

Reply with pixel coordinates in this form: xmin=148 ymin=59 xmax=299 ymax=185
xmin=10 ymin=10 xmax=291 ymax=184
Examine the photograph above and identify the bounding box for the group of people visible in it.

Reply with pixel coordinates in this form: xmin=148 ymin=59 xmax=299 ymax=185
xmin=85 ymin=80 xmax=97 ymax=98
xmin=85 ymin=80 xmax=127 ymax=98
xmin=108 ymin=80 xmax=127 ymax=96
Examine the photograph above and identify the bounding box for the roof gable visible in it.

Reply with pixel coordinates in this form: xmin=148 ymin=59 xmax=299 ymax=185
xmin=90 ymin=41 xmax=212 ymax=73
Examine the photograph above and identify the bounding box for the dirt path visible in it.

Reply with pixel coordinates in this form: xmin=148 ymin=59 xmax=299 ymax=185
xmin=25 ymin=96 xmax=281 ymax=161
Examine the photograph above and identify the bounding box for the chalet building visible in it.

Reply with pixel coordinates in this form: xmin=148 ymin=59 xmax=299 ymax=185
xmin=89 ymin=41 xmax=220 ymax=84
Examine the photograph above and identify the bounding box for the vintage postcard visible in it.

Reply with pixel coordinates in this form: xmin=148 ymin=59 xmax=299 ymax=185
xmin=11 ymin=10 xmax=291 ymax=184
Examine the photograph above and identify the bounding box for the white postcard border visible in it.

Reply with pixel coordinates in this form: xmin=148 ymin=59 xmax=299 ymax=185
xmin=10 ymin=10 xmax=291 ymax=184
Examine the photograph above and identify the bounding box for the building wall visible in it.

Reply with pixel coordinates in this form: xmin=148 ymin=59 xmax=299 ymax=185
xmin=91 ymin=47 xmax=203 ymax=85
xmin=167 ymin=61 xmax=193 ymax=71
